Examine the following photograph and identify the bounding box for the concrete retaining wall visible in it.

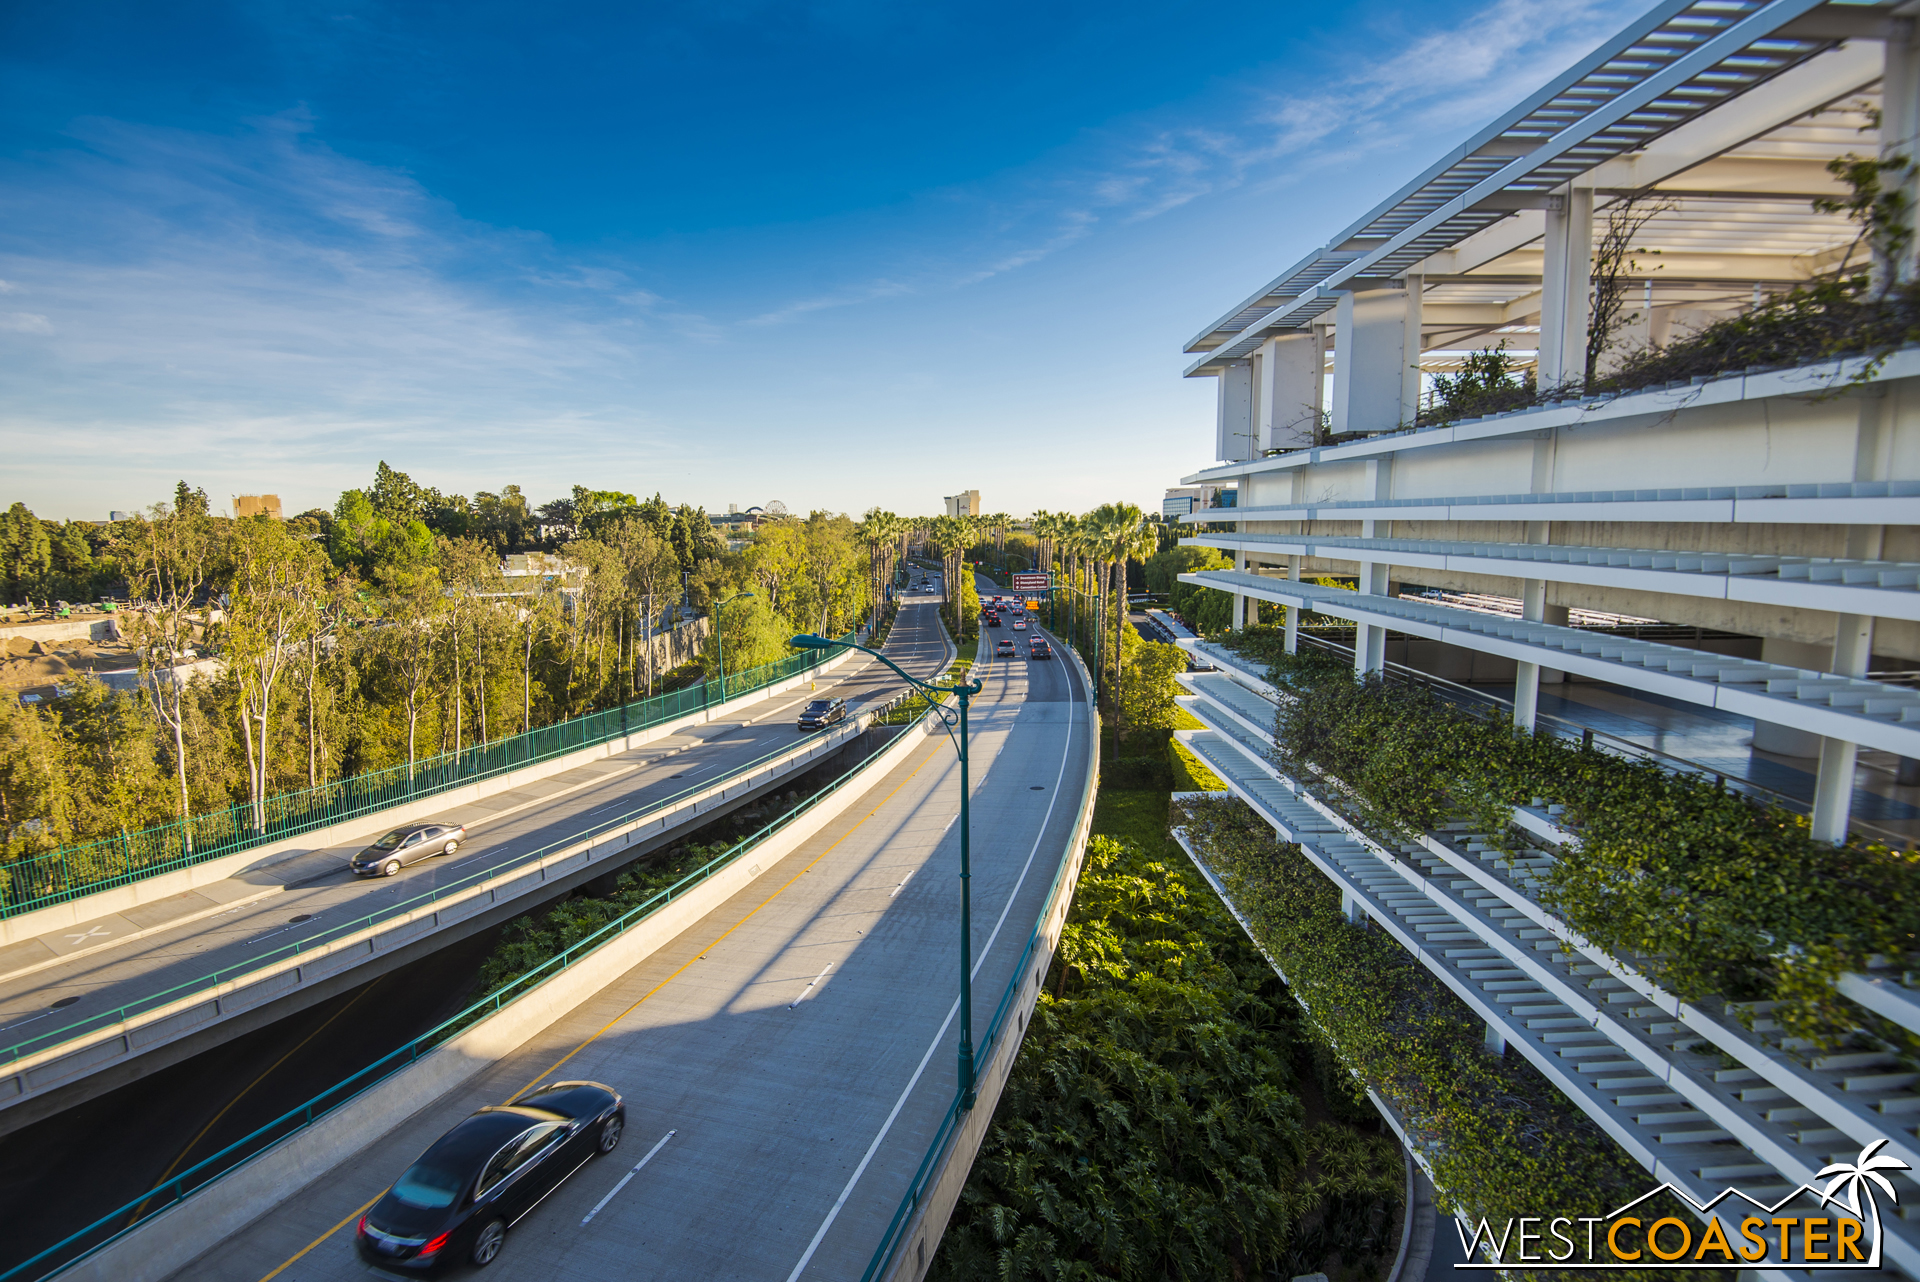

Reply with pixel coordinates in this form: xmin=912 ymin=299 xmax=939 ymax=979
xmin=879 ymin=632 xmax=1102 ymax=1282
xmin=1 ymin=647 xmax=855 ymax=947
xmin=59 ymin=709 xmax=944 ymax=1282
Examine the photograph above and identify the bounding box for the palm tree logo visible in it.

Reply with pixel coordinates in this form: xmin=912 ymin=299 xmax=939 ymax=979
xmin=1817 ymin=1139 xmax=1912 ymax=1264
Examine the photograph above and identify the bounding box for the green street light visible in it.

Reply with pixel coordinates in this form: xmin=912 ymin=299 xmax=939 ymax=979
xmin=713 ymin=591 xmax=756 ymax=703
xmin=792 ymin=630 xmax=986 ymax=1108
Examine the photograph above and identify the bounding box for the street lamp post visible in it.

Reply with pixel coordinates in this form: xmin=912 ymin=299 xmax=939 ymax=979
xmin=713 ymin=591 xmax=756 ymax=703
xmin=791 ymin=630 xmax=985 ymax=1108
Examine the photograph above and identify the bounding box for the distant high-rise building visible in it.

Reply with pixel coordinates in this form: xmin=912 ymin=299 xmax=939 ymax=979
xmin=233 ymin=494 xmax=284 ymax=520
xmin=943 ymin=490 xmax=981 ymax=517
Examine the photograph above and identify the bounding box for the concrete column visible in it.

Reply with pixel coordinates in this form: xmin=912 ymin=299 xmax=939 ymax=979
xmin=1231 ymin=548 xmax=1247 ymax=631
xmin=1400 ymin=273 xmax=1424 ymax=426
xmin=1311 ymin=323 xmax=1330 ymax=443
xmin=1513 ymin=520 xmax=1551 ymax=731
xmin=1811 ymin=613 xmax=1876 ymax=845
xmin=1331 ymin=287 xmax=1410 ymax=436
xmin=1284 ymin=555 xmax=1302 ymax=654
xmin=1257 ymin=333 xmax=1322 ymax=451
xmin=1880 ymin=18 xmax=1920 ymax=291
xmin=1538 ymin=185 xmax=1594 ymax=388
xmin=1216 ymin=361 xmax=1255 ymax=463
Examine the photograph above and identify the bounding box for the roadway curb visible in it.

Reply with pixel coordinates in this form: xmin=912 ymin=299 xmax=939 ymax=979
xmin=58 ymin=705 xmax=949 ymax=1282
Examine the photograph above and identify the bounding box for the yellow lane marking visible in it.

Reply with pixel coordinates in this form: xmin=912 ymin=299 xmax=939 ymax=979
xmin=139 ymin=980 xmax=382 ymax=1221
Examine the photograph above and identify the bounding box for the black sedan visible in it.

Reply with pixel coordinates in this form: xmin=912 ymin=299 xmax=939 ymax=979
xmin=351 ymin=821 xmax=467 ymax=877
xmin=355 ymin=1081 xmax=626 ymax=1272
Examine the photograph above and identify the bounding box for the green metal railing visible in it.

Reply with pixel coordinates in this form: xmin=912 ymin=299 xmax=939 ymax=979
xmin=0 ymin=636 xmax=854 ymax=921
xmin=0 ymin=696 xmax=934 ymax=1282
xmin=1 ymin=692 xmax=884 ymax=1071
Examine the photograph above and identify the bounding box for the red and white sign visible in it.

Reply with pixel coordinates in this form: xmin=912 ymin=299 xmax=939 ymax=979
xmin=1011 ymin=573 xmax=1050 ymax=592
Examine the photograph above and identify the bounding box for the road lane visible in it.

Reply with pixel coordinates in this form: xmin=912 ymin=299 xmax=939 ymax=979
xmin=159 ymin=610 xmax=1091 ymax=1282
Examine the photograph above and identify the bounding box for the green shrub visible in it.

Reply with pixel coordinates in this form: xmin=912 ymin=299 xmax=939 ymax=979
xmin=1174 ymin=797 xmax=1685 ymax=1278
xmin=1257 ymin=655 xmax=1920 ymax=1045
xmin=935 ymin=834 xmax=1402 ymax=1281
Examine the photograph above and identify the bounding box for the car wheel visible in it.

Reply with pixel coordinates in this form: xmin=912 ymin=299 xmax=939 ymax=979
xmin=471 ymin=1219 xmax=506 ymax=1266
xmin=381 ymin=859 xmax=401 ymax=877
xmin=443 ymin=839 xmax=459 ymax=855
xmin=598 ymin=1115 xmax=624 ymax=1154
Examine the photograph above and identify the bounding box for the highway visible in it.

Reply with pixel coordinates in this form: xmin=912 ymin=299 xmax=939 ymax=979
xmin=158 ymin=581 xmax=1093 ymax=1281
xmin=0 ymin=595 xmax=953 ymax=1135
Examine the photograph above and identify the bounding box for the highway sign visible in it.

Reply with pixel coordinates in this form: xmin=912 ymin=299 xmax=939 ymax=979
xmin=1011 ymin=573 xmax=1050 ymax=592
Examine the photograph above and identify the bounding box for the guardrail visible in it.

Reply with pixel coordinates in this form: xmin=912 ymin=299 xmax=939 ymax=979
xmin=0 ymin=701 xmax=937 ymax=1282
xmin=0 ymin=637 xmax=856 ymax=920
xmin=1 ymin=710 xmax=880 ymax=1073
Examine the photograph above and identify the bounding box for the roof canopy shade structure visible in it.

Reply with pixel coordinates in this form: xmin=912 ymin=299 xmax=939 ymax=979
xmin=1177 ymin=568 xmax=1920 ymax=758
xmin=1182 ymin=531 xmax=1920 ymax=620
xmin=1182 ymin=0 xmax=1899 ymax=380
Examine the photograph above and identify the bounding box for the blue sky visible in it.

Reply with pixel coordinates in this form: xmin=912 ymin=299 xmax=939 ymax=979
xmin=0 ymin=0 xmax=1644 ymax=522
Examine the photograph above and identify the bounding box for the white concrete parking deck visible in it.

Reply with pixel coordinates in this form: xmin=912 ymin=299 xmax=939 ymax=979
xmin=144 ymin=618 xmax=1093 ymax=1282
xmin=1180 ymin=568 xmax=1920 ymax=757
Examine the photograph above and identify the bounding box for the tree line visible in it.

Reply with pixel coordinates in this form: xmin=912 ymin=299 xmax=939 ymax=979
xmin=0 ymin=469 xmax=906 ymax=860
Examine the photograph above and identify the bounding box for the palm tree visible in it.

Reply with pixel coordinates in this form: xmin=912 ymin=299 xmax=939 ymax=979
xmin=1088 ymin=502 xmax=1157 ymax=717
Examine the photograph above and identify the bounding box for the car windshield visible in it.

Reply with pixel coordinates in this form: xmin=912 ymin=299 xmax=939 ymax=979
xmin=371 ymin=829 xmax=406 ymax=850
xmin=804 ymin=701 xmax=834 ymax=712
xmin=391 ymin=1160 xmax=466 ymax=1209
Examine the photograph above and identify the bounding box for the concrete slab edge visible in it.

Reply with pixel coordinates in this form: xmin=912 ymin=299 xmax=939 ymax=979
xmin=56 ymin=710 xmax=940 ymax=1282
xmin=878 ymin=626 xmax=1100 ymax=1282
xmin=1 ymin=649 xmax=856 ymax=946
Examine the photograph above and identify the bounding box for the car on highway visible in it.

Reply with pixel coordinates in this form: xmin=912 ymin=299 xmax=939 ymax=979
xmin=798 ymin=697 xmax=848 ymax=730
xmin=985 ymin=613 xmax=1000 ymax=627
xmin=351 ymin=822 xmax=466 ymax=877
xmin=1030 ymin=638 xmax=1052 ymax=659
xmin=995 ymin=638 xmax=1016 ymax=656
xmin=1012 ymin=619 xmax=1027 ymax=631
xmin=354 ymin=1081 xmax=626 ymax=1273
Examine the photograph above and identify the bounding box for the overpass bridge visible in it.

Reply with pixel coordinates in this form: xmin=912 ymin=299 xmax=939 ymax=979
xmin=0 ymin=601 xmax=952 ymax=1137
xmin=23 ymin=582 xmax=1098 ymax=1282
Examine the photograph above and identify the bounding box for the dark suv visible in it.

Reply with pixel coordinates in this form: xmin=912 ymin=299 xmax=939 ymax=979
xmin=798 ymin=697 xmax=847 ymax=730
xmin=352 ymin=822 xmax=466 ymax=877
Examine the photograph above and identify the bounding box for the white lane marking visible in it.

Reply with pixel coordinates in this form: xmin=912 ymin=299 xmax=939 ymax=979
xmin=889 ymin=869 xmax=915 ymax=899
xmin=787 ymin=962 xmax=834 ymax=1010
xmin=581 ymin=1129 xmax=676 ymax=1226
xmin=783 ymin=635 xmax=1080 ymax=1281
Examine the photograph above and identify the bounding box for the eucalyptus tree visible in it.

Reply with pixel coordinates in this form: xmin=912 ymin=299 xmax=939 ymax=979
xmin=222 ymin=516 xmax=330 ymax=830
xmin=118 ymin=499 xmax=219 ymax=831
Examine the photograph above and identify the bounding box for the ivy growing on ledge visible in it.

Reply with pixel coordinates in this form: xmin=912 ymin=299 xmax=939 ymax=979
xmin=1174 ymin=796 xmax=1695 ymax=1280
xmin=1243 ymin=643 xmax=1920 ymax=1047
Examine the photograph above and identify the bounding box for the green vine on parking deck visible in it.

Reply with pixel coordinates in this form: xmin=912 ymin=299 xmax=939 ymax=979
xmin=1234 ymin=635 xmax=1920 ymax=1048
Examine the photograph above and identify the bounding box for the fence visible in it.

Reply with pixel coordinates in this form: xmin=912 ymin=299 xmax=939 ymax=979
xmin=0 ymin=635 xmax=855 ymax=921
xmin=0 ymin=698 xmax=935 ymax=1282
